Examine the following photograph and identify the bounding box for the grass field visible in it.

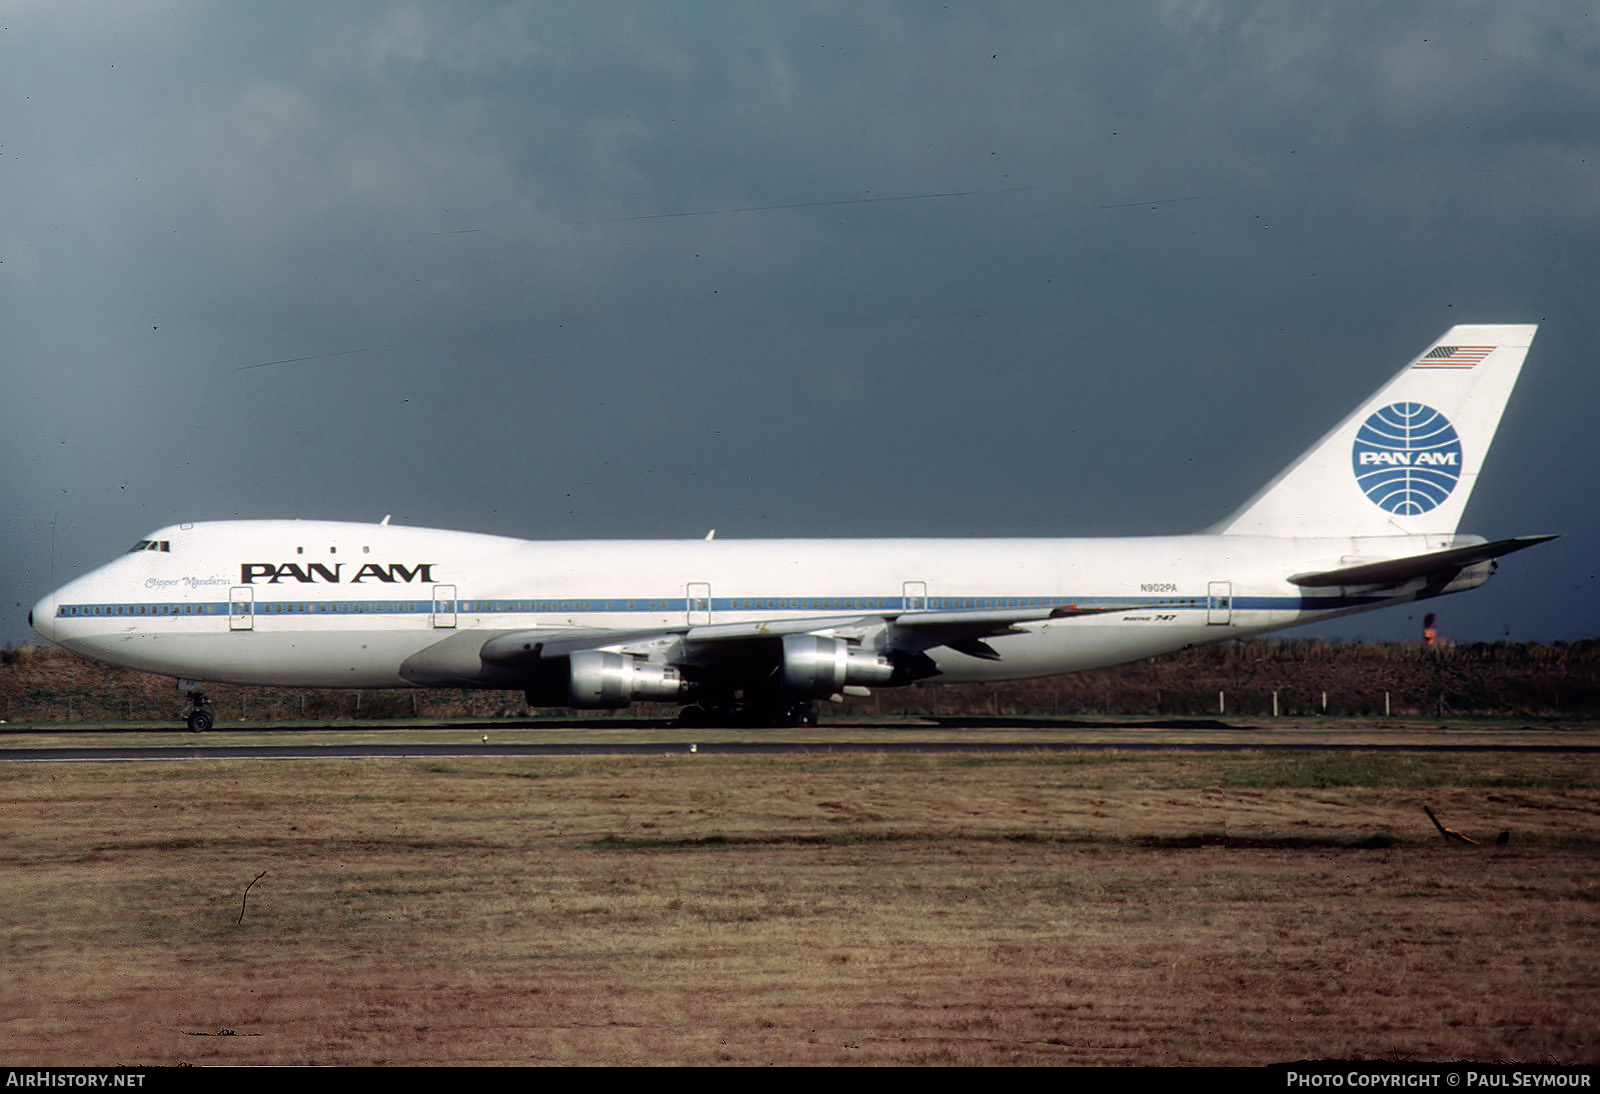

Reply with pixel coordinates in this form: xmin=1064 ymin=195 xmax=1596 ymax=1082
xmin=2 ymin=742 xmax=1597 ymax=1066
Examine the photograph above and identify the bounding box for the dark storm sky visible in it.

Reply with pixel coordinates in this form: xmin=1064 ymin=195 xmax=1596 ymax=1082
xmin=5 ymin=3 xmax=1596 ymax=645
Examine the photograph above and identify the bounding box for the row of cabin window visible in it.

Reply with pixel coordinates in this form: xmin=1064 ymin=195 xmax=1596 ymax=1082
xmin=63 ymin=604 xmax=211 ymax=616
xmin=64 ymin=596 xmax=1204 ymax=619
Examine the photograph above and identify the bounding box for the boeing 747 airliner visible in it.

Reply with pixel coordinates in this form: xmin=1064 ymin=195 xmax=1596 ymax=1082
xmin=30 ymin=324 xmax=1553 ymax=729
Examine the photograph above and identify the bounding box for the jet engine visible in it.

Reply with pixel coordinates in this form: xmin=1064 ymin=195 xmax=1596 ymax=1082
xmin=568 ymin=650 xmax=687 ymax=708
xmin=780 ymin=634 xmax=895 ymax=698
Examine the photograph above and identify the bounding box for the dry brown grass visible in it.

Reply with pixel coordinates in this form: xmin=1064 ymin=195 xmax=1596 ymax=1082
xmin=1 ymin=751 xmax=1596 ymax=1066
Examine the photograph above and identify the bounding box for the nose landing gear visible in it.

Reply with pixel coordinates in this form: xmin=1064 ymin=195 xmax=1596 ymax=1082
xmin=183 ymin=689 xmax=214 ymax=733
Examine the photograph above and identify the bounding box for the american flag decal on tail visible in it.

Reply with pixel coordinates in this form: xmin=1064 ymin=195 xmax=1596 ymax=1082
xmin=1413 ymin=345 xmax=1494 ymax=369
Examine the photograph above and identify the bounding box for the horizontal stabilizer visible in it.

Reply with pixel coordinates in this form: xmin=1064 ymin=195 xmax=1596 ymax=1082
xmin=1288 ymin=534 xmax=1558 ymax=588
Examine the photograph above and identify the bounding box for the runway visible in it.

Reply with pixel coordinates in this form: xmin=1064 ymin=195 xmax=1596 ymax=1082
xmin=4 ymin=733 xmax=1596 ymax=762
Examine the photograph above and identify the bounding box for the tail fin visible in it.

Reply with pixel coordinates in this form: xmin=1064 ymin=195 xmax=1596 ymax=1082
xmin=1215 ymin=324 xmax=1536 ymax=538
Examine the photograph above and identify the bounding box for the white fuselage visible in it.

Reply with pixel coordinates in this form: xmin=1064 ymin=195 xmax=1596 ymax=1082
xmin=29 ymin=519 xmax=1474 ymax=690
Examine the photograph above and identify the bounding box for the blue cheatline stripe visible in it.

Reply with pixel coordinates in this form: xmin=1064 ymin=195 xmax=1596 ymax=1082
xmin=55 ymin=592 xmax=1390 ymax=619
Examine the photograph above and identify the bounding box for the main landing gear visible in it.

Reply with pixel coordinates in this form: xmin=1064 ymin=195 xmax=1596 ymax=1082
xmin=782 ymin=702 xmax=820 ymax=728
xmin=675 ymin=700 xmax=819 ymax=728
xmin=183 ymin=689 xmax=214 ymax=733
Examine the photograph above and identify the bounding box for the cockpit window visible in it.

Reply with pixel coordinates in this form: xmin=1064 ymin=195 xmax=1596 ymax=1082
xmin=127 ymin=540 xmax=171 ymax=553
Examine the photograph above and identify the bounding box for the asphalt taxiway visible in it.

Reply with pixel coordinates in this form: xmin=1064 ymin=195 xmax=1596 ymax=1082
xmin=3 ymin=724 xmax=1596 ymax=762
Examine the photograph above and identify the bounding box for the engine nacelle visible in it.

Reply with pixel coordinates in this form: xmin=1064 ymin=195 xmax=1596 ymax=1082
xmin=781 ymin=634 xmax=895 ymax=698
xmin=569 ymin=650 xmax=686 ymax=709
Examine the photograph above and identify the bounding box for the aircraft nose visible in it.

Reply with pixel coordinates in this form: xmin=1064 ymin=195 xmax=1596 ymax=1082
xmin=30 ymin=591 xmax=59 ymax=643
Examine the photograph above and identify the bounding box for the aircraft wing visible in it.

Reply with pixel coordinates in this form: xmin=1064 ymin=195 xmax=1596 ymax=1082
xmin=688 ymin=601 xmax=1129 ymax=641
xmin=876 ymin=603 xmax=1141 ymax=661
xmin=1288 ymin=534 xmax=1558 ymax=588
xmin=478 ymin=627 xmax=684 ymax=667
xmin=478 ymin=601 xmax=1138 ymax=669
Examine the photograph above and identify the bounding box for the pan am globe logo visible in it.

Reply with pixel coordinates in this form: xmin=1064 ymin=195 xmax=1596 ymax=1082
xmin=1351 ymin=402 xmax=1463 ymax=515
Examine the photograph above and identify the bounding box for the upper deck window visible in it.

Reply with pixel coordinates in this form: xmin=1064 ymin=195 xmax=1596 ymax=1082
xmin=127 ymin=540 xmax=170 ymax=553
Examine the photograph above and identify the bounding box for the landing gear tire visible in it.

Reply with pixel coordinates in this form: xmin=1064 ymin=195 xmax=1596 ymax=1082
xmin=675 ymin=700 xmax=819 ymax=728
xmin=786 ymin=703 xmax=819 ymax=728
xmin=676 ymin=690 xmax=744 ymax=727
xmin=760 ymin=702 xmax=818 ymax=728
xmin=184 ymin=689 xmax=213 ymax=733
